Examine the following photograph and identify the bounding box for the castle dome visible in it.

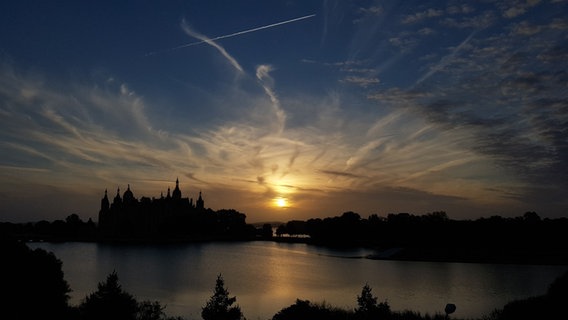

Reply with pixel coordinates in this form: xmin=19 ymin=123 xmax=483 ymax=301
xmin=123 ymin=184 xmax=135 ymax=203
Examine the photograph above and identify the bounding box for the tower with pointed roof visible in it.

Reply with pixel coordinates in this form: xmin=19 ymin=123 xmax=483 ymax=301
xmin=98 ymin=189 xmax=112 ymax=235
xmin=172 ymin=178 xmax=182 ymax=200
xmin=100 ymin=189 xmax=110 ymax=213
xmin=112 ymin=187 xmax=122 ymax=207
xmin=196 ymin=191 xmax=204 ymax=210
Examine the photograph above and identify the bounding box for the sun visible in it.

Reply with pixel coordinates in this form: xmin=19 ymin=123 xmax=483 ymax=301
xmin=274 ymin=197 xmax=288 ymax=208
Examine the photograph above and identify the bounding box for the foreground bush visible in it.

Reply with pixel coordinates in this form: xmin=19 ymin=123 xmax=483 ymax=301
xmin=79 ymin=272 xmax=182 ymax=320
xmin=272 ymin=284 xmax=447 ymax=320
xmin=485 ymin=271 xmax=568 ymax=320
xmin=273 ymin=299 xmax=351 ymax=320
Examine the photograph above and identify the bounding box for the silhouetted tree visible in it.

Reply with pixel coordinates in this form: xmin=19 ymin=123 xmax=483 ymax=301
xmin=285 ymin=220 xmax=308 ymax=236
xmin=276 ymin=224 xmax=286 ymax=237
xmin=357 ymin=284 xmax=377 ymax=313
xmin=202 ymin=274 xmax=243 ymax=320
xmin=523 ymin=211 xmax=541 ymax=223
xmin=261 ymin=223 xmax=273 ymax=238
xmin=272 ymin=299 xmax=351 ymax=320
xmin=137 ymin=300 xmax=186 ymax=320
xmin=137 ymin=301 xmax=165 ymax=320
xmin=356 ymin=284 xmax=390 ymax=319
xmin=2 ymin=239 xmax=71 ymax=320
xmin=80 ymin=271 xmax=138 ymax=320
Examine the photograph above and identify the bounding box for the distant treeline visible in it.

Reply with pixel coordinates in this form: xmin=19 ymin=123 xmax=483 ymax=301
xmin=0 ymin=210 xmax=263 ymax=243
xmin=3 ymin=238 xmax=567 ymax=320
xmin=0 ymin=213 xmax=98 ymax=242
xmin=275 ymin=211 xmax=568 ymax=264
xmin=3 ymin=210 xmax=568 ymax=263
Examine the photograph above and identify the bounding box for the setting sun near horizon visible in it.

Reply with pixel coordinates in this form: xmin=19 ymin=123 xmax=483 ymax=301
xmin=1 ymin=1 xmax=567 ymax=223
xmin=274 ymin=197 xmax=289 ymax=208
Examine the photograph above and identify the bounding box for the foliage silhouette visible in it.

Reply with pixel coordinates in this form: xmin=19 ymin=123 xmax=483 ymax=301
xmin=484 ymin=271 xmax=568 ymax=320
xmin=137 ymin=300 xmax=185 ymax=320
xmin=356 ymin=283 xmax=391 ymax=319
xmin=80 ymin=271 xmax=139 ymax=320
xmin=273 ymin=211 xmax=568 ymax=264
xmin=137 ymin=301 xmax=167 ymax=320
xmin=80 ymin=271 xmax=182 ymax=320
xmin=272 ymin=299 xmax=351 ymax=320
xmin=357 ymin=283 xmax=378 ymax=312
xmin=2 ymin=238 xmax=72 ymax=320
xmin=272 ymin=284 xmax=447 ymax=320
xmin=202 ymin=274 xmax=243 ymax=320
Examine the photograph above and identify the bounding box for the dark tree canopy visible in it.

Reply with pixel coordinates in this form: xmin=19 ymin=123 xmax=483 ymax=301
xmin=357 ymin=284 xmax=378 ymax=313
xmin=2 ymin=239 xmax=71 ymax=319
xmin=80 ymin=271 xmax=138 ymax=320
xmin=202 ymin=274 xmax=243 ymax=320
xmin=356 ymin=284 xmax=390 ymax=319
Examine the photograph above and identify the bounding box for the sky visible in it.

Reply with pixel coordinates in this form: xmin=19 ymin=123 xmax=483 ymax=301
xmin=1 ymin=0 xmax=567 ymax=223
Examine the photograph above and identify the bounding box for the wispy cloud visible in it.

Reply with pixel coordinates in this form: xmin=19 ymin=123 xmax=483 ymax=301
xmin=500 ymin=0 xmax=542 ymax=19
xmin=256 ymin=65 xmax=286 ymax=135
xmin=415 ymin=30 xmax=476 ymax=84
xmin=2 ymin=55 xmax=558 ymax=221
xmin=180 ymin=20 xmax=244 ymax=73
xmin=369 ymin=15 xmax=568 ymax=208
xmin=340 ymin=76 xmax=380 ymax=88
xmin=402 ymin=8 xmax=444 ymax=24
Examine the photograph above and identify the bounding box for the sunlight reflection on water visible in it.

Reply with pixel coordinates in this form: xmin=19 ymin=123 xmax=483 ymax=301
xmin=30 ymin=241 xmax=567 ymax=320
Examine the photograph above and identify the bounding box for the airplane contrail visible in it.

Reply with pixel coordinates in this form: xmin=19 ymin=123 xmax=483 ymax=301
xmin=146 ymin=13 xmax=316 ymax=56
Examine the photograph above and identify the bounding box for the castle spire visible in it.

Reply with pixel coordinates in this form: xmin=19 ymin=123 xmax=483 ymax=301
xmin=196 ymin=190 xmax=204 ymax=210
xmin=100 ymin=188 xmax=110 ymax=212
xmin=172 ymin=178 xmax=182 ymax=200
xmin=113 ymin=186 xmax=122 ymax=205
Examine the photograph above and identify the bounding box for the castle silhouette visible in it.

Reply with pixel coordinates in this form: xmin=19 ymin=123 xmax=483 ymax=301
xmin=98 ymin=178 xmax=212 ymax=238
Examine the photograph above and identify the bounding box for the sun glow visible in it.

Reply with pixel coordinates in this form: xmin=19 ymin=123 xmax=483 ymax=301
xmin=274 ymin=197 xmax=288 ymax=208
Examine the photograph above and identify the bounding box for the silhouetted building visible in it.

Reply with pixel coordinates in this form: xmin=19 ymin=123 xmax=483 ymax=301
xmin=98 ymin=179 xmax=206 ymax=238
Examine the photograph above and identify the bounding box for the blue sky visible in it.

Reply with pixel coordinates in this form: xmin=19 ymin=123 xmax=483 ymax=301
xmin=1 ymin=0 xmax=567 ymax=222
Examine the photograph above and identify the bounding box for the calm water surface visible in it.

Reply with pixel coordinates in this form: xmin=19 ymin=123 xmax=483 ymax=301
xmin=30 ymin=241 xmax=567 ymax=320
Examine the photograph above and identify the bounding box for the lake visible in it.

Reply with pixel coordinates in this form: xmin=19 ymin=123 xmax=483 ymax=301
xmin=30 ymin=241 xmax=567 ymax=320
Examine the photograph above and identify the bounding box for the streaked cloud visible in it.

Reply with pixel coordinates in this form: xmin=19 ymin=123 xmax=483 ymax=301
xmin=180 ymin=20 xmax=244 ymax=73
xmin=1 ymin=1 xmax=567 ymax=222
xmin=402 ymin=8 xmax=444 ymax=24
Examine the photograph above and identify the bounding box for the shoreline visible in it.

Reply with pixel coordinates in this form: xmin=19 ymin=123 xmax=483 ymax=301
xmin=22 ymin=236 xmax=568 ymax=266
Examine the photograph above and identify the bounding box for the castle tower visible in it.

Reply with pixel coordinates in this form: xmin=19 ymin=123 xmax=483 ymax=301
xmin=98 ymin=189 xmax=112 ymax=233
xmin=113 ymin=187 xmax=122 ymax=205
xmin=172 ymin=178 xmax=182 ymax=200
xmin=100 ymin=189 xmax=110 ymax=213
xmin=196 ymin=191 xmax=204 ymax=210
